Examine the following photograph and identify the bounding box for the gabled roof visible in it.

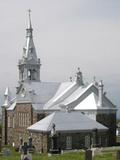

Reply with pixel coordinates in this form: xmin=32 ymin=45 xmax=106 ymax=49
xmin=28 ymin=111 xmax=108 ymax=133
xmin=43 ymin=81 xmax=79 ymax=110
xmin=43 ymin=82 xmax=116 ymax=111
xmin=75 ymin=92 xmax=98 ymax=110
xmin=16 ymin=81 xmax=61 ymax=110
xmin=7 ymin=101 xmax=16 ymax=111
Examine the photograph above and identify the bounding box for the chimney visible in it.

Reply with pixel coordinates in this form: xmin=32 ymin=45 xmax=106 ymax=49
xmin=98 ymin=80 xmax=104 ymax=107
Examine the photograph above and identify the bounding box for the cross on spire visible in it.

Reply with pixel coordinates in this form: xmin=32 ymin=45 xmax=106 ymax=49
xmin=27 ymin=9 xmax=32 ymax=29
xmin=28 ymin=9 xmax=31 ymax=19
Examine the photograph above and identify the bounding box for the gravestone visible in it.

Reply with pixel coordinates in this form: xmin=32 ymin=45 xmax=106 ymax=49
xmin=21 ymin=142 xmax=32 ymax=160
xmin=85 ymin=149 xmax=92 ymax=160
xmin=28 ymin=137 xmax=32 ymax=148
xmin=28 ymin=137 xmax=34 ymax=153
xmin=3 ymin=148 xmax=11 ymax=157
xmin=19 ymin=138 xmax=23 ymax=153
xmin=116 ymin=150 xmax=120 ymax=160
xmin=22 ymin=142 xmax=28 ymax=155
xmin=21 ymin=154 xmax=32 ymax=160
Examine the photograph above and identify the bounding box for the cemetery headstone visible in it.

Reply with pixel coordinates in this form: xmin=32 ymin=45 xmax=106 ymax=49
xmin=116 ymin=150 xmax=120 ymax=160
xmin=20 ymin=141 xmax=32 ymax=160
xmin=3 ymin=148 xmax=11 ymax=157
xmin=85 ymin=149 xmax=92 ymax=160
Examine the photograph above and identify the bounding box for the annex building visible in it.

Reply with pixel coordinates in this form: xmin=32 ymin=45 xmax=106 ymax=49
xmin=2 ymin=12 xmax=117 ymax=153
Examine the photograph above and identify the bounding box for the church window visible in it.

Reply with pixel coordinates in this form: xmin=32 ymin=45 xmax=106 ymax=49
xmin=24 ymin=113 xmax=26 ymax=126
xmin=27 ymin=113 xmax=29 ymax=126
xmin=66 ymin=136 xmax=72 ymax=149
xmin=18 ymin=113 xmax=20 ymax=126
xmin=85 ymin=135 xmax=91 ymax=149
xmin=13 ymin=116 xmax=15 ymax=128
xmin=23 ymin=113 xmax=25 ymax=127
xmin=28 ymin=70 xmax=32 ymax=80
xmin=99 ymin=136 xmax=102 ymax=146
xmin=8 ymin=116 xmax=10 ymax=128
xmin=18 ymin=112 xmax=30 ymax=127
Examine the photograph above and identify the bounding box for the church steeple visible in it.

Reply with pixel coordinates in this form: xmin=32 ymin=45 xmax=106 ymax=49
xmin=18 ymin=10 xmax=41 ymax=82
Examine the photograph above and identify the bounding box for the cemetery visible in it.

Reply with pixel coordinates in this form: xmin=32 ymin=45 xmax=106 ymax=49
xmin=0 ymin=146 xmax=120 ymax=160
xmin=0 ymin=135 xmax=120 ymax=160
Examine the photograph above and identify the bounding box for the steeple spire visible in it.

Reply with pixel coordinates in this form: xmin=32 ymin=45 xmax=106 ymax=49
xmin=18 ymin=10 xmax=41 ymax=82
xmin=28 ymin=9 xmax=32 ymax=29
xmin=26 ymin=9 xmax=33 ymax=38
xmin=22 ymin=9 xmax=37 ymax=61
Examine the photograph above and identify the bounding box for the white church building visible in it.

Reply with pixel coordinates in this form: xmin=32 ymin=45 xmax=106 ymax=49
xmin=2 ymin=11 xmax=117 ymax=153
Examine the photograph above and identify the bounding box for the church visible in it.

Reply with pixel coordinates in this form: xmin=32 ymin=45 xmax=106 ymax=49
xmin=2 ymin=11 xmax=117 ymax=153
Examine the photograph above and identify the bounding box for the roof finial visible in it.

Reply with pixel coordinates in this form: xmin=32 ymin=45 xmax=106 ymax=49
xmin=75 ymin=67 xmax=84 ymax=85
xmin=27 ymin=9 xmax=32 ymax=29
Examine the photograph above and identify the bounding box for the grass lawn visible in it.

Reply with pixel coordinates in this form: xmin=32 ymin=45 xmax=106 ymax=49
xmin=0 ymin=149 xmax=117 ymax=160
xmin=0 ymin=152 xmax=85 ymax=160
xmin=117 ymin=136 xmax=120 ymax=143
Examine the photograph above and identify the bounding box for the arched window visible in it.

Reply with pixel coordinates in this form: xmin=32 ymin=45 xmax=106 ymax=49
xmin=13 ymin=116 xmax=15 ymax=128
xmin=28 ymin=70 xmax=32 ymax=80
xmin=8 ymin=116 xmax=10 ymax=128
xmin=32 ymin=69 xmax=36 ymax=80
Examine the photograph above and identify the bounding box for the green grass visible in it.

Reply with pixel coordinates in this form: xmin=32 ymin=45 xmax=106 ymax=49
xmin=117 ymin=136 xmax=120 ymax=143
xmin=0 ymin=152 xmax=85 ymax=160
xmin=0 ymin=147 xmax=117 ymax=160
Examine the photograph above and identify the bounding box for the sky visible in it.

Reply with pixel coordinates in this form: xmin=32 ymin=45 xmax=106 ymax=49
xmin=0 ymin=0 xmax=120 ymax=116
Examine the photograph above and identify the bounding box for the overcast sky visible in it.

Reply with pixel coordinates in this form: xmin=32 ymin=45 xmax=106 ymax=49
xmin=0 ymin=0 xmax=120 ymax=115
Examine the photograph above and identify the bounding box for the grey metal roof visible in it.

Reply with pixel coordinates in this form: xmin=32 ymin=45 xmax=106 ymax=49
xmin=16 ymin=81 xmax=61 ymax=109
xmin=28 ymin=111 xmax=108 ymax=133
xmin=43 ymin=82 xmax=116 ymax=111
xmin=43 ymin=81 xmax=79 ymax=110
xmin=7 ymin=101 xmax=16 ymax=110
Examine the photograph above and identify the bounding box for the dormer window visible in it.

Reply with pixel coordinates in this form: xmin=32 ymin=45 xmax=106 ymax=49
xmin=21 ymin=88 xmax=26 ymax=97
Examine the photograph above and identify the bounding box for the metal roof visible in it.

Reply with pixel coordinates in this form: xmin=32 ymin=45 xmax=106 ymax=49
xmin=43 ymin=81 xmax=78 ymax=110
xmin=16 ymin=81 xmax=61 ymax=107
xmin=7 ymin=101 xmax=16 ymax=111
xmin=28 ymin=111 xmax=108 ymax=133
xmin=43 ymin=82 xmax=116 ymax=111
